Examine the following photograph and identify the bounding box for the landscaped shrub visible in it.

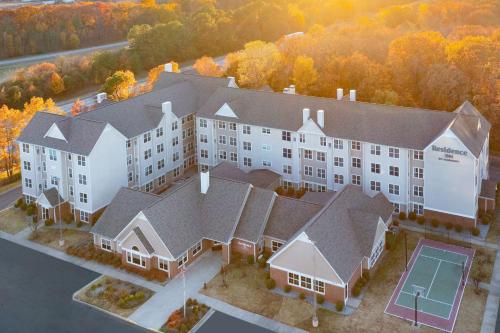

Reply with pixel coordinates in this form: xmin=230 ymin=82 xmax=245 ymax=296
xmin=481 ymin=216 xmax=491 ymax=225
xmin=257 ymin=257 xmax=267 ymax=269
xmin=398 ymin=212 xmax=407 ymax=220
xmin=275 ymin=186 xmax=286 ymax=196
xmin=246 ymin=255 xmax=254 ymax=265
xmin=14 ymin=198 xmax=23 ymax=208
xmin=445 ymin=222 xmax=453 ymax=230
xmin=26 ymin=205 xmax=35 ymax=216
xmin=44 ymin=218 xmax=54 ymax=226
xmin=316 ymin=294 xmax=325 ymax=304
xmin=295 ymin=187 xmax=306 ymax=198
xmin=299 ymin=292 xmax=306 ymax=300
xmin=430 ymin=219 xmax=439 ymax=228
xmin=471 ymin=227 xmax=480 ymax=236
xmin=20 ymin=202 xmax=27 ymax=211
xmin=363 ymin=271 xmax=370 ymax=281
xmin=77 ymin=221 xmax=83 ymax=228
xmin=352 ymin=286 xmax=361 ymax=297
xmin=454 ymin=224 xmax=463 ymax=233
xmin=283 ymin=285 xmax=291 ymax=293
xmin=392 ymin=219 xmax=399 ymax=227
xmin=408 ymin=211 xmax=417 ymax=221
xmin=286 ymin=186 xmax=295 ymax=197
xmin=417 ymin=216 xmax=426 ymax=225
xmin=336 ymin=301 xmax=345 ymax=312
xmin=265 ymin=278 xmax=275 ymax=290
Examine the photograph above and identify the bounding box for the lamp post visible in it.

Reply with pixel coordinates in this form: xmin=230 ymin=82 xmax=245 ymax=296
xmin=57 ymin=178 xmax=64 ymax=247
xmin=414 ymin=291 xmax=420 ymax=327
xmin=404 ymin=231 xmax=408 ymax=272
xmin=312 ymin=241 xmax=318 ymax=328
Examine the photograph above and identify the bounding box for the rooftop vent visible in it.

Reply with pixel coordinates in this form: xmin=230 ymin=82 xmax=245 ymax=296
xmin=317 ymin=110 xmax=324 ymax=128
xmin=349 ymin=90 xmax=356 ymax=102
xmin=336 ymin=88 xmax=343 ymax=101
xmin=162 ymin=101 xmax=171 ymax=114
xmin=302 ymin=108 xmax=310 ymax=125
xmin=200 ymin=171 xmax=210 ymax=194
xmin=164 ymin=63 xmax=173 ymax=72
xmin=96 ymin=92 xmax=107 ymax=104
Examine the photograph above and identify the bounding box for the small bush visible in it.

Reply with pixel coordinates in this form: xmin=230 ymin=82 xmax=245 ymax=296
xmin=246 ymin=255 xmax=254 ymax=265
xmin=44 ymin=218 xmax=54 ymax=226
xmin=26 ymin=205 xmax=35 ymax=216
xmin=283 ymin=285 xmax=291 ymax=293
xmin=275 ymin=186 xmax=286 ymax=196
xmin=352 ymin=286 xmax=361 ymax=297
xmin=408 ymin=211 xmax=417 ymax=221
xmin=430 ymin=219 xmax=439 ymax=228
xmin=299 ymin=292 xmax=306 ymax=300
xmin=398 ymin=212 xmax=407 ymax=220
xmin=257 ymin=257 xmax=267 ymax=268
xmin=286 ymin=186 xmax=295 ymax=197
xmin=471 ymin=227 xmax=480 ymax=236
xmin=265 ymin=278 xmax=275 ymax=290
xmin=316 ymin=294 xmax=325 ymax=304
xmin=336 ymin=301 xmax=345 ymax=312
xmin=445 ymin=222 xmax=453 ymax=230
xmin=454 ymin=224 xmax=463 ymax=233
xmin=392 ymin=219 xmax=399 ymax=227
xmin=77 ymin=221 xmax=83 ymax=228
xmin=15 ymin=198 xmax=23 ymax=208
xmin=417 ymin=216 xmax=426 ymax=225
xmin=295 ymin=187 xmax=306 ymax=198
xmin=481 ymin=216 xmax=490 ymax=225
xmin=20 ymin=202 xmax=27 ymax=211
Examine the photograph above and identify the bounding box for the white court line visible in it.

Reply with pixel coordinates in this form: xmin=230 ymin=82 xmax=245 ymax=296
xmin=394 ymin=297 xmax=451 ymax=320
xmin=399 ymin=290 xmax=453 ymax=307
xmin=427 ymin=260 xmax=442 ymax=298
xmin=420 ymin=254 xmax=463 ymax=266
xmin=422 ymin=245 xmax=468 ymax=262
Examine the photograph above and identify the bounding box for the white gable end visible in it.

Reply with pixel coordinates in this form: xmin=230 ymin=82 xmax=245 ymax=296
xmin=215 ymin=103 xmax=238 ymax=118
xmin=298 ymin=118 xmax=325 ymax=135
xmin=44 ymin=123 xmax=66 ymax=141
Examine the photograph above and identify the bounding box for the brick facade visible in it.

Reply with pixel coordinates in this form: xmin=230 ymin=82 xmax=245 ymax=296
xmin=231 ymin=238 xmax=255 ymax=258
xmin=424 ymin=209 xmax=476 ymax=229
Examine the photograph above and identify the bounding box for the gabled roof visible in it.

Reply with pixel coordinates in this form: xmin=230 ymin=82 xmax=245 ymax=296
xmin=210 ymin=162 xmax=281 ymax=189
xmin=197 ymin=87 xmax=489 ymax=152
xmin=38 ymin=187 xmax=64 ymax=207
xmin=17 ymin=112 xmax=108 ymax=155
xmin=91 ymin=187 xmax=161 ymax=239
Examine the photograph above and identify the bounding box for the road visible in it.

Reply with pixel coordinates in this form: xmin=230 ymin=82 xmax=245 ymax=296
xmin=0 ymin=238 xmax=149 ymax=333
xmin=0 ymin=186 xmax=21 ymax=211
xmin=196 ymin=311 xmax=275 ymax=333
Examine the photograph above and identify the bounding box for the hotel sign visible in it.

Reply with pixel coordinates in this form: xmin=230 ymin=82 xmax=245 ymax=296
xmin=432 ymin=145 xmax=467 ymax=163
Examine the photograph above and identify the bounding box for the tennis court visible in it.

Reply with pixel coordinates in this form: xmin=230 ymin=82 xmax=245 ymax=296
xmin=385 ymin=239 xmax=474 ymax=332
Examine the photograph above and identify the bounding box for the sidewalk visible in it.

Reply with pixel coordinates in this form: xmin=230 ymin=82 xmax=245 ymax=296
xmin=480 ymin=238 xmax=500 ymax=333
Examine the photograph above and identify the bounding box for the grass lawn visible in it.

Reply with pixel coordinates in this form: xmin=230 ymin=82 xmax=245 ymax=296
xmin=486 ymin=205 xmax=500 ymax=244
xmin=202 ymin=231 xmax=489 ymax=333
xmin=29 ymin=227 xmax=92 ymax=252
xmin=75 ymin=276 xmax=153 ymax=317
xmin=0 ymin=207 xmax=29 ymax=234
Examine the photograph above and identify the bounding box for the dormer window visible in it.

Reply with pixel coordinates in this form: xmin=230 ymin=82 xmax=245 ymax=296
xmin=48 ymin=149 xmax=57 ymax=161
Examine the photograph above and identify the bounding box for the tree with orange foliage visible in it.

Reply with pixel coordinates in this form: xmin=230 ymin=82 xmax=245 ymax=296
xmin=193 ymin=56 xmax=223 ymax=77
xmin=71 ymin=98 xmax=85 ymax=116
xmin=50 ymin=72 xmax=65 ymax=95
xmin=146 ymin=61 xmax=179 ymax=90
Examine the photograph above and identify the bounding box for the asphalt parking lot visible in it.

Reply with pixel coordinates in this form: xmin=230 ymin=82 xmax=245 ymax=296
xmin=196 ymin=311 xmax=275 ymax=333
xmin=0 ymin=238 xmax=148 ymax=333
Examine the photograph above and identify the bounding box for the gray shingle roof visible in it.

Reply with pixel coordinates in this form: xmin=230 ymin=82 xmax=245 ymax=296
xmin=91 ymin=188 xmax=161 ymax=239
xmin=300 ymin=191 xmax=336 ymax=205
xmin=234 ymin=187 xmax=276 ymax=243
xmin=141 ymin=175 xmax=252 ymax=258
xmin=198 ymin=87 xmax=488 ymax=154
xmin=39 ymin=187 xmax=64 ymax=207
xmin=264 ymin=196 xmax=322 ymax=241
xmin=210 ymin=162 xmax=281 ymax=189
xmin=17 ymin=112 xmax=108 ymax=155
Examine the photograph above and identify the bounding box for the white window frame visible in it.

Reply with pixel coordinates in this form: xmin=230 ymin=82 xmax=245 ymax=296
xmin=101 ymin=238 xmax=112 ymax=252
xmin=271 ymin=240 xmax=283 ymax=253
xmin=158 ymin=258 xmax=169 ymax=272
xmin=191 ymin=241 xmax=202 ymax=256
xmin=80 ymin=210 xmax=89 ymax=222
xmin=178 ymin=252 xmax=188 ymax=268
xmin=413 ymin=167 xmax=423 ymax=179
xmin=370 ymin=145 xmax=381 ymax=156
xmin=126 ymin=249 xmax=147 ymax=268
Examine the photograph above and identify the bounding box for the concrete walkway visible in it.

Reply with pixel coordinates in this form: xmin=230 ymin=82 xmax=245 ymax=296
xmin=480 ymin=238 xmax=500 ymax=333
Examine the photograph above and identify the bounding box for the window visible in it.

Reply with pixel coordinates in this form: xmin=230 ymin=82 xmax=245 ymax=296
xmin=282 ymin=148 xmax=292 ymax=158
xmin=414 ymin=150 xmax=423 ymax=160
xmin=317 ymin=168 xmax=326 ymax=179
xmin=243 ymin=141 xmax=252 ymax=151
xmin=178 ymin=252 xmax=188 ymax=267
xmin=413 ymin=186 xmax=423 ymax=197
xmin=314 ymin=280 xmax=325 ymax=294
xmin=156 ymin=127 xmax=164 ymax=137
xmin=173 ymin=166 xmax=181 ymax=177
xmin=42 ymin=162 xmax=46 ymax=172
xmin=79 ymin=193 xmax=88 ymax=203
xmin=304 ymin=166 xmax=313 ymax=176
xmin=300 ymin=276 xmax=312 ymax=289
xmin=218 ymin=135 xmax=227 ymax=145
xmin=389 ymin=166 xmax=399 ymax=177
xmin=304 ymin=150 xmax=312 ymax=159
xmin=244 ymin=157 xmax=252 ymax=167
xmin=283 ymin=165 xmax=292 ymax=174
xmin=127 ymin=155 xmax=132 ymax=166
xmin=158 ymin=175 xmax=166 ymax=186
xmin=78 ymin=174 xmax=87 ymax=185
xmin=282 ymin=131 xmax=291 ymax=141
xmin=370 ymin=145 xmax=381 ymax=155
xmin=143 ymin=132 xmax=151 ymax=143
xmin=320 ymin=137 xmax=326 ymax=146
xmin=128 ymin=172 xmax=133 ymax=182
xmin=172 ymin=136 xmax=179 ymax=146
xmin=173 ymin=152 xmax=179 ymax=162
xmin=80 ymin=211 xmax=89 ymax=223
xmin=192 ymin=241 xmax=202 ymax=256
xmin=77 ymin=155 xmax=86 ymax=166
xmin=262 ymin=128 xmax=271 ymax=134
xmin=200 ymin=134 xmax=208 ymax=143
xmin=229 ymin=122 xmax=236 ymax=131
xmin=371 ymin=163 xmax=380 ymax=174
xmin=352 ymin=158 xmax=361 ymax=168
xmin=271 ymin=240 xmax=283 ymax=252
xmin=200 ymin=149 xmax=208 ymax=158
xmin=334 ymin=157 xmax=344 ymax=167
xmin=370 ymin=181 xmax=380 ymax=192
xmin=48 ymin=149 xmax=57 ymax=161
xmin=41 ymin=207 xmax=48 ymax=220
xmin=218 ymin=150 xmax=227 ymax=160
xmin=242 ymin=125 xmax=251 ymax=134
xmin=199 ymin=119 xmax=207 ymax=128
xmin=218 ymin=121 xmax=226 ymax=130
xmin=299 ymin=133 xmax=305 ymax=143
xmin=288 ymin=272 xmax=299 ymax=286
xmin=51 ymin=177 xmax=58 ymax=186
xmin=145 ymin=181 xmax=153 ymax=192
xmin=23 ymin=161 xmax=31 ymax=171
xmin=157 ymin=144 xmax=164 ymax=154
xmin=318 ymin=185 xmax=327 ymax=192
xmin=144 ymin=149 xmax=152 ymax=160
xmin=158 ymin=258 xmax=168 ymax=272
xmin=262 ymin=160 xmax=271 ymax=167
xmin=413 ymin=167 xmax=423 ymax=179
xmin=316 ymin=152 xmax=325 ymax=162
xmin=304 ymin=182 xmax=313 ymax=191
xmin=230 ymin=153 xmax=238 ymax=162
xmin=413 ymin=203 xmax=424 ymax=215
xmin=22 ymin=143 xmax=29 ymax=153
xmin=389 ymin=184 xmax=399 ymax=195
xmin=352 ymin=174 xmax=361 ymax=185
xmin=172 ymin=121 xmax=178 ymax=131
xmin=145 ymin=165 xmax=153 ymax=176
xmin=69 ymin=186 xmax=74 ymax=196
xmin=351 ymin=141 xmax=361 ymax=150
xmin=126 ymin=140 xmax=131 ymax=149
xmin=157 ymin=159 xmax=165 ymax=170
xmin=262 ymin=144 xmax=271 ymax=151
xmin=334 ymin=174 xmax=344 ymax=184
xmin=393 ymin=203 xmax=400 ymax=214
xmin=389 ymin=147 xmax=399 ymax=158
xmin=24 ymin=178 xmax=32 ymax=188
xmin=127 ymin=250 xmax=146 ymax=268
xmin=334 ymin=139 xmax=343 ymax=150
xmin=101 ymin=239 xmax=112 ymax=251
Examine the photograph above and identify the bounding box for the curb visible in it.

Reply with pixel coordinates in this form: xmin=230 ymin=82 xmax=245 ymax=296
xmin=189 ymin=308 xmax=215 ymax=333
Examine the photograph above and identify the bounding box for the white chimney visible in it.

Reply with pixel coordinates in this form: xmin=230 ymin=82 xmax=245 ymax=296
xmin=336 ymin=88 xmax=343 ymax=100
xmin=317 ymin=110 xmax=324 ymax=128
xmin=227 ymin=76 xmax=237 ymax=88
xmin=349 ymin=89 xmax=356 ymax=102
xmin=302 ymin=108 xmax=310 ymax=125
xmin=283 ymin=88 xmax=289 ymax=94
xmin=96 ymin=92 xmax=107 ymax=104
xmin=162 ymin=101 xmax=171 ymax=114
xmin=288 ymin=85 xmax=296 ymax=95
xmin=164 ymin=63 xmax=173 ymax=72
xmin=200 ymin=171 xmax=210 ymax=194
